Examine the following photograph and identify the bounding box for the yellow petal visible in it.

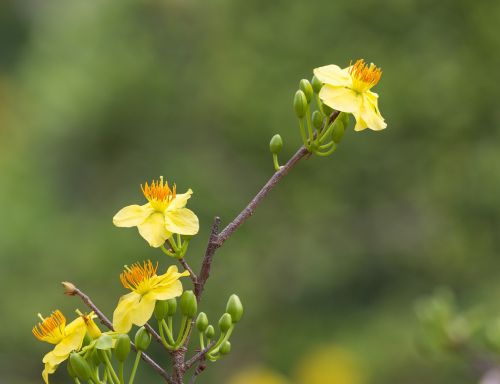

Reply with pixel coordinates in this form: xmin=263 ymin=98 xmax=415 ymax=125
xmin=137 ymin=212 xmax=172 ymax=247
xmin=319 ymin=85 xmax=362 ymax=113
xmin=113 ymin=292 xmax=156 ymax=333
xmin=151 ymin=279 xmax=184 ymax=301
xmin=358 ymin=92 xmax=386 ymax=131
xmin=313 ymin=65 xmax=351 ymax=87
xmin=113 ymin=204 xmax=153 ymax=227
xmin=164 ymin=208 xmax=199 ymax=236
xmin=51 ymin=327 xmax=86 ymax=358
xmin=42 ymin=362 xmax=56 ymax=384
xmin=167 ymin=189 xmax=193 ymax=211
xmin=42 ymin=350 xmax=67 ymax=367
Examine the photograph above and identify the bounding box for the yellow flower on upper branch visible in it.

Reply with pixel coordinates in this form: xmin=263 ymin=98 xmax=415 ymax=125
xmin=113 ymin=177 xmax=199 ymax=247
xmin=32 ymin=310 xmax=87 ymax=384
xmin=314 ymin=59 xmax=387 ymax=131
xmin=113 ymin=260 xmax=189 ymax=333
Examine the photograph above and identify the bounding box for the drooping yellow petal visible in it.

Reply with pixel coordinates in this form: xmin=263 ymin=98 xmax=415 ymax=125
xmin=166 ymin=189 xmax=193 ymax=211
xmin=357 ymin=92 xmax=386 ymax=131
xmin=113 ymin=292 xmax=140 ymax=334
xmin=319 ymin=85 xmax=363 ymax=113
xmin=113 ymin=204 xmax=153 ymax=227
xmin=42 ymin=349 xmax=68 ymax=367
xmin=42 ymin=362 xmax=56 ymax=384
xmin=137 ymin=212 xmax=172 ymax=247
xmin=313 ymin=64 xmax=351 ymax=87
xmin=164 ymin=208 xmax=199 ymax=236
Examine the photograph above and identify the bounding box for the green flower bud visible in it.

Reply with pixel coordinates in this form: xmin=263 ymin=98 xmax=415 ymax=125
xmin=69 ymin=353 xmax=92 ymax=381
xmin=205 ymin=325 xmax=215 ymax=339
xmin=321 ymin=103 xmax=334 ymax=116
xmin=332 ymin=121 xmax=345 ymax=144
xmin=293 ymin=90 xmax=307 ymax=118
xmin=219 ymin=340 xmax=231 ymax=356
xmin=67 ymin=360 xmax=77 ymax=378
xmin=166 ymin=298 xmax=177 ymax=316
xmin=180 ymin=290 xmax=197 ymax=318
xmin=218 ymin=313 xmax=232 ymax=333
xmin=134 ymin=327 xmax=151 ymax=351
xmin=226 ymin=294 xmax=244 ymax=323
xmin=196 ymin=312 xmax=209 ymax=332
xmin=312 ymin=111 xmax=324 ymax=130
xmin=269 ymin=134 xmax=283 ymax=155
xmin=311 ymin=75 xmax=323 ymax=93
xmin=154 ymin=300 xmax=169 ymax=321
xmin=114 ymin=334 xmax=131 ymax=362
xmin=299 ymin=79 xmax=313 ymax=103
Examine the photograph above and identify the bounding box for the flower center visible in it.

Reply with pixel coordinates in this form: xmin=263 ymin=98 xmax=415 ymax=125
xmin=120 ymin=260 xmax=158 ymax=295
xmin=141 ymin=176 xmax=176 ymax=211
xmin=32 ymin=310 xmax=66 ymax=344
xmin=349 ymin=59 xmax=382 ymax=93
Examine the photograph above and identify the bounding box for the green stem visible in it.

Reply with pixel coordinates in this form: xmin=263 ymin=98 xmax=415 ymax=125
xmin=305 ymin=105 xmax=314 ymax=145
xmin=74 ymin=379 xmax=81 ymax=384
xmin=160 ymin=245 xmax=176 ymax=257
xmin=208 ymin=325 xmax=234 ymax=356
xmin=159 ymin=320 xmax=175 ymax=346
xmin=176 ymin=320 xmax=192 ymax=348
xmin=167 ymin=237 xmax=179 ymax=252
xmin=314 ymin=144 xmax=337 ymax=157
xmin=272 ymin=153 xmax=281 ymax=171
xmin=128 ymin=351 xmax=142 ymax=384
xmin=118 ymin=362 xmax=125 ymax=384
xmin=174 ymin=316 xmax=187 ymax=346
xmin=298 ymin=119 xmax=308 ymax=149
xmin=168 ymin=316 xmax=173 ymax=334
xmin=319 ymin=141 xmax=334 ymax=150
xmin=199 ymin=332 xmax=205 ymax=350
xmin=102 ymin=352 xmax=120 ymax=384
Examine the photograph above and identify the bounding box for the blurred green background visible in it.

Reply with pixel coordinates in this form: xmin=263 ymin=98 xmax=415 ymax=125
xmin=1 ymin=0 xmax=500 ymax=383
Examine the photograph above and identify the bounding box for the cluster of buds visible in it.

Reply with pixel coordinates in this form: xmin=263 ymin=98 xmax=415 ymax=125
xmin=195 ymin=294 xmax=243 ymax=361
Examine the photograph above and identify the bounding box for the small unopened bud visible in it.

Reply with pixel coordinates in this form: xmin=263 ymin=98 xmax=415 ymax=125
xmin=226 ymin=295 xmax=243 ymax=323
xmin=312 ymin=111 xmax=324 ymax=130
xmin=269 ymin=134 xmax=283 ymax=155
xmin=332 ymin=122 xmax=345 ymax=144
xmin=62 ymin=281 xmax=77 ymax=295
xmin=67 ymin=360 xmax=77 ymax=378
xmin=166 ymin=298 xmax=177 ymax=316
xmin=293 ymin=90 xmax=308 ymax=118
xmin=311 ymin=75 xmax=323 ymax=93
xmin=154 ymin=300 xmax=168 ymax=321
xmin=114 ymin=334 xmax=131 ymax=362
xmin=218 ymin=313 xmax=232 ymax=333
xmin=196 ymin=312 xmax=209 ymax=332
xmin=69 ymin=353 xmax=92 ymax=381
xmin=299 ymin=79 xmax=313 ymax=103
xmin=219 ymin=340 xmax=231 ymax=356
xmin=134 ymin=327 xmax=151 ymax=351
xmin=81 ymin=313 xmax=101 ymax=340
xmin=180 ymin=290 xmax=197 ymax=318
xmin=205 ymin=325 xmax=215 ymax=339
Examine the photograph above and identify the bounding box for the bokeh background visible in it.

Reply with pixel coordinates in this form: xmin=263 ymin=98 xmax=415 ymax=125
xmin=1 ymin=0 xmax=500 ymax=383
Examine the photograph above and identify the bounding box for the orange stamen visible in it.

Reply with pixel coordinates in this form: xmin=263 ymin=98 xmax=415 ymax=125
xmin=120 ymin=260 xmax=158 ymax=291
xmin=141 ymin=176 xmax=176 ymax=204
xmin=349 ymin=59 xmax=382 ymax=90
xmin=32 ymin=310 xmax=66 ymax=341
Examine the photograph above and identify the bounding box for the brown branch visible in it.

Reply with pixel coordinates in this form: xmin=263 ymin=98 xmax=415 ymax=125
xmin=179 ymin=258 xmax=198 ymax=284
xmin=62 ymin=282 xmax=173 ymax=384
xmin=195 ymin=216 xmax=221 ymax=299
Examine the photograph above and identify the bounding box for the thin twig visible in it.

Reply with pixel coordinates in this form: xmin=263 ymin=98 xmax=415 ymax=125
xmin=62 ymin=282 xmax=173 ymax=384
xmin=188 ymin=362 xmax=207 ymax=384
xmin=195 ymin=217 xmax=221 ymax=299
xmin=184 ymin=341 xmax=216 ymax=371
xmin=179 ymin=258 xmax=198 ymax=284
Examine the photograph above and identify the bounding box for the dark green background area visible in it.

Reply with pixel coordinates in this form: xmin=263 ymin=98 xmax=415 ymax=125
xmin=1 ymin=0 xmax=499 ymax=383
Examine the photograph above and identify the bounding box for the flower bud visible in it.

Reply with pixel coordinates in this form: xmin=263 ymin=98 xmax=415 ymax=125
xmin=332 ymin=120 xmax=345 ymax=144
xmin=196 ymin=312 xmax=209 ymax=332
xmin=114 ymin=334 xmax=131 ymax=362
xmin=205 ymin=325 xmax=215 ymax=339
xmin=311 ymin=75 xmax=323 ymax=93
xmin=154 ymin=300 xmax=169 ymax=321
xmin=219 ymin=340 xmax=231 ymax=356
xmin=69 ymin=353 xmax=92 ymax=381
xmin=293 ymin=90 xmax=307 ymax=118
xmin=67 ymin=360 xmax=77 ymax=378
xmin=134 ymin=327 xmax=151 ymax=351
xmin=166 ymin=298 xmax=177 ymax=316
xmin=269 ymin=134 xmax=283 ymax=155
xmin=299 ymin=79 xmax=313 ymax=103
xmin=61 ymin=281 xmax=77 ymax=295
xmin=180 ymin=290 xmax=197 ymax=318
xmin=83 ymin=314 xmax=102 ymax=340
xmin=226 ymin=294 xmax=243 ymax=323
xmin=312 ymin=111 xmax=324 ymax=130
xmin=218 ymin=313 xmax=232 ymax=333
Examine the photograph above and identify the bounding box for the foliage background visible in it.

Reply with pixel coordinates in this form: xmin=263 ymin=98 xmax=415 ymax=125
xmin=1 ymin=0 xmax=500 ymax=383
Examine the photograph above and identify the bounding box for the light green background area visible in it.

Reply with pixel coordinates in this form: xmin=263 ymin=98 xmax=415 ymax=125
xmin=1 ymin=0 xmax=500 ymax=383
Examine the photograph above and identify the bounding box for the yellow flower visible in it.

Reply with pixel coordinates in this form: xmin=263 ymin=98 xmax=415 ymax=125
xmin=113 ymin=177 xmax=199 ymax=247
xmin=113 ymin=260 xmax=189 ymax=333
xmin=314 ymin=59 xmax=387 ymax=131
xmin=32 ymin=310 xmax=87 ymax=384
